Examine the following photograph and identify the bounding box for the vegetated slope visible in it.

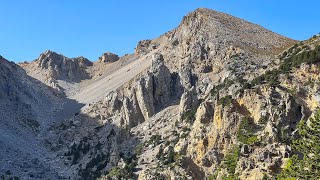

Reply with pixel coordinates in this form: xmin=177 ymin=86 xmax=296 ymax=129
xmin=3 ymin=7 xmax=317 ymax=180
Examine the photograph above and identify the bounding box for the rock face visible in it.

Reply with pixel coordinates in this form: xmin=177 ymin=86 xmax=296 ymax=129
xmin=20 ymin=50 xmax=94 ymax=94
xmin=4 ymin=7 xmax=318 ymax=180
xmin=84 ymin=53 xmax=180 ymax=131
xmin=36 ymin=50 xmax=93 ymax=82
xmin=135 ymin=40 xmax=159 ymax=55
xmin=158 ymin=8 xmax=296 ymax=86
xmin=98 ymin=52 xmax=119 ymax=63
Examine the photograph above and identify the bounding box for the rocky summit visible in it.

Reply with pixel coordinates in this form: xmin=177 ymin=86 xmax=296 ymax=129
xmin=1 ymin=8 xmax=320 ymax=180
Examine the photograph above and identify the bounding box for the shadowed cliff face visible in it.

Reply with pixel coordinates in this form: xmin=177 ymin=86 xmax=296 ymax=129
xmin=0 ymin=55 xmax=62 ymax=179
xmin=0 ymin=55 xmax=139 ymax=180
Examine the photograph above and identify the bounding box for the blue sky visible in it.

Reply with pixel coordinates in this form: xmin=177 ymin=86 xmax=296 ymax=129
xmin=0 ymin=0 xmax=319 ymax=62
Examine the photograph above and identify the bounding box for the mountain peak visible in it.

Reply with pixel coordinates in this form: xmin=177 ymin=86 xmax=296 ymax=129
xmin=175 ymin=8 xmax=296 ymax=55
xmin=180 ymin=8 xmax=229 ymax=27
xmin=37 ymin=50 xmax=65 ymax=62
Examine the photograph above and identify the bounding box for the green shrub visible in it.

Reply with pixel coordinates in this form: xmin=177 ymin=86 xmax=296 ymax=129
xmin=107 ymin=161 xmax=136 ymax=179
xmin=149 ymin=134 xmax=162 ymax=146
xmin=221 ymin=146 xmax=240 ymax=178
xmin=156 ymin=145 xmax=164 ymax=160
xmin=182 ymin=108 xmax=197 ymax=122
xmin=218 ymin=95 xmax=233 ymax=107
xmin=258 ymin=115 xmax=269 ymax=125
xmin=207 ymin=174 xmax=218 ymax=180
xmin=211 ymin=79 xmax=235 ymax=96
xmin=262 ymin=174 xmax=269 ymax=180
xmin=279 ymin=109 xmax=320 ymax=179
xmin=242 ymin=44 xmax=320 ymax=91
xmin=135 ymin=142 xmax=145 ymax=155
xmin=237 ymin=117 xmax=258 ymax=144
xmin=156 ymin=145 xmax=179 ymax=165
xmin=108 ymin=167 xmax=122 ymax=178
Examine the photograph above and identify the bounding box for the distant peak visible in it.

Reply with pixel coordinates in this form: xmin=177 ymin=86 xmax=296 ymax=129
xmin=193 ymin=8 xmax=217 ymax=15
xmin=98 ymin=52 xmax=119 ymax=63
xmin=43 ymin=50 xmax=59 ymax=56
xmin=38 ymin=50 xmax=64 ymax=62
xmin=183 ymin=8 xmax=217 ymax=19
xmin=179 ymin=8 xmax=226 ymax=31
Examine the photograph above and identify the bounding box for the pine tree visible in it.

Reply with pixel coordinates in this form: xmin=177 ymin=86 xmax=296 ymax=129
xmin=308 ymin=51 xmax=317 ymax=64
xmin=279 ymin=109 xmax=320 ymax=179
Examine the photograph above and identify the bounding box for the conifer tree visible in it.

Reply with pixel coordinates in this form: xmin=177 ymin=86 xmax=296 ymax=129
xmin=279 ymin=109 xmax=320 ymax=179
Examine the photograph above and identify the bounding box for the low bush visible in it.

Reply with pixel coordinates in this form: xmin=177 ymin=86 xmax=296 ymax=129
xmin=217 ymin=95 xmax=233 ymax=107
xmin=237 ymin=117 xmax=258 ymax=144
xmin=221 ymin=146 xmax=240 ymax=179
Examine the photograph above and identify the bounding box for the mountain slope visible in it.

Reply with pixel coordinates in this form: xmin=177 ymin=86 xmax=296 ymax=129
xmin=0 ymin=55 xmax=65 ymax=179
xmin=2 ymin=8 xmax=316 ymax=180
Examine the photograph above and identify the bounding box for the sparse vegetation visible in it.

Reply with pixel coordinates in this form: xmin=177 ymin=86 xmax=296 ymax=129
xmin=135 ymin=142 xmax=146 ymax=155
xmin=258 ymin=114 xmax=269 ymax=125
xmin=211 ymin=78 xmax=235 ymax=97
xmin=182 ymin=108 xmax=197 ymax=123
xmin=217 ymin=95 xmax=233 ymax=107
xmin=279 ymin=109 xmax=320 ymax=179
xmin=221 ymin=146 xmax=240 ymax=179
xmin=148 ymin=134 xmax=162 ymax=146
xmin=106 ymin=161 xmax=137 ymax=179
xmin=64 ymin=137 xmax=91 ymax=164
xmin=79 ymin=152 xmax=109 ymax=179
xmin=156 ymin=145 xmax=180 ymax=165
xmin=237 ymin=117 xmax=258 ymax=144
xmin=279 ymin=126 xmax=292 ymax=144
xmin=243 ymin=44 xmax=320 ymax=90
xmin=207 ymin=174 xmax=218 ymax=180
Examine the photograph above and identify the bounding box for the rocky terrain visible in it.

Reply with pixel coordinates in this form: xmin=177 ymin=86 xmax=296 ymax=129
xmin=1 ymin=8 xmax=320 ymax=180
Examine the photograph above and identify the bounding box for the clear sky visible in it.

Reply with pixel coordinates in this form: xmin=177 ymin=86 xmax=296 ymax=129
xmin=1 ymin=0 xmax=319 ymax=62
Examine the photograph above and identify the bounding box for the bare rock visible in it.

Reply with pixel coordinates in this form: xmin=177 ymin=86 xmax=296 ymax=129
xmin=150 ymin=53 xmax=172 ymax=107
xmin=135 ymin=75 xmax=155 ymax=120
xmin=37 ymin=50 xmax=92 ymax=83
xmin=179 ymin=86 xmax=199 ymax=120
xmin=99 ymin=52 xmax=119 ymax=63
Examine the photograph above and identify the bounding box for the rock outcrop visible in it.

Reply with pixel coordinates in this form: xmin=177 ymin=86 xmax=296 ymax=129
xmin=98 ymin=52 xmax=119 ymax=63
xmin=35 ymin=50 xmax=92 ymax=82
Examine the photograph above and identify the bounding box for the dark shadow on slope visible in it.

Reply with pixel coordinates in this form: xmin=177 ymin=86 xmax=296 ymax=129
xmin=46 ymin=111 xmax=141 ymax=180
xmin=18 ymin=64 xmax=87 ymax=129
xmin=0 ymin=57 xmax=86 ymax=179
xmin=181 ymin=157 xmax=205 ymax=179
xmin=0 ymin=56 xmax=91 ymax=179
xmin=153 ymin=70 xmax=185 ymax=113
